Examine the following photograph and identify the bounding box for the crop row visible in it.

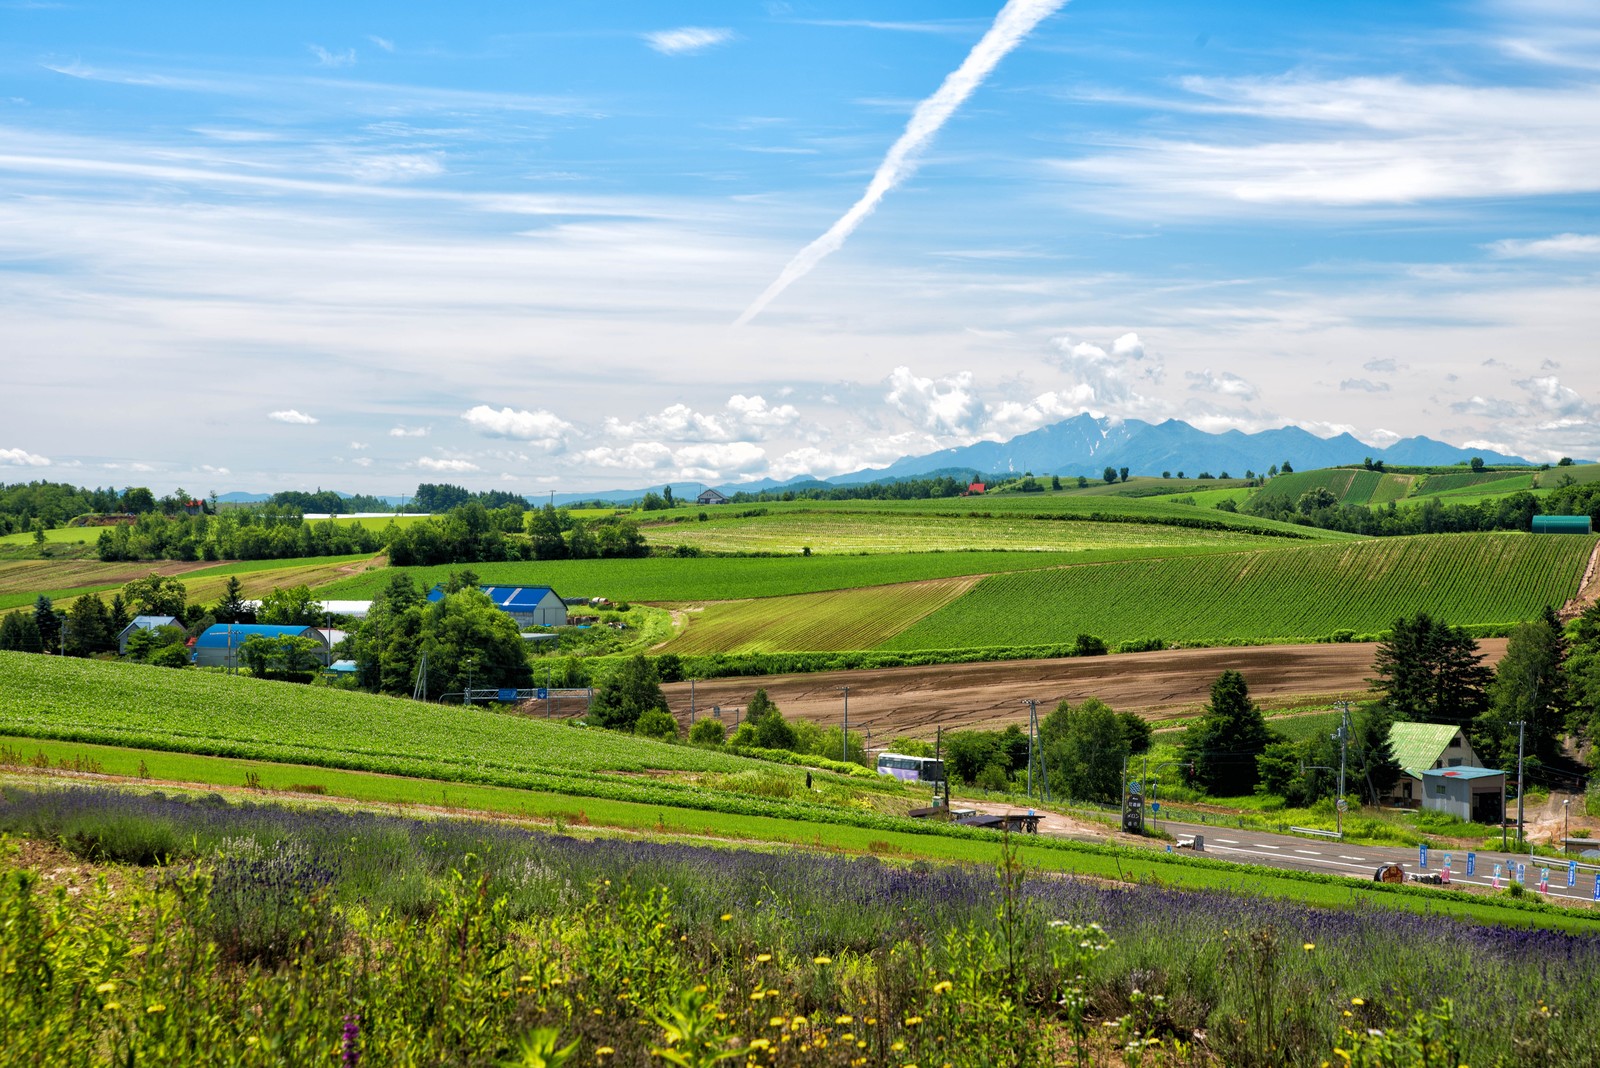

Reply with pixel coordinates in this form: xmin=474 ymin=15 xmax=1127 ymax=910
xmin=881 ymin=532 xmax=1595 ymax=651
xmin=661 ymin=576 xmax=977 ymax=653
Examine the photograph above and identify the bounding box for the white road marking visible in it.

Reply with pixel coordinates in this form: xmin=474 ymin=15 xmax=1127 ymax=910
xmin=1339 ymin=855 xmax=1367 ymax=862
xmin=1295 ymin=849 xmax=1321 ymax=856
xmin=1257 ymin=844 xmax=1280 ymax=850
xmin=1214 ymin=838 xmax=1239 ymax=844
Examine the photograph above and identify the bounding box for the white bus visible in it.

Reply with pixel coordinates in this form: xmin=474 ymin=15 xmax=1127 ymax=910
xmin=876 ymin=753 xmax=945 ymax=784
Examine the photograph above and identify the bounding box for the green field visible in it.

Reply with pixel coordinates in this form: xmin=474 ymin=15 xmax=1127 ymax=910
xmin=0 ymin=554 xmax=376 ymax=613
xmin=881 ymin=532 xmax=1595 ymax=650
xmin=319 ymin=549 xmax=1148 ymax=603
xmin=661 ymin=576 xmax=978 ymax=653
xmin=642 ymin=509 xmax=1284 ymax=555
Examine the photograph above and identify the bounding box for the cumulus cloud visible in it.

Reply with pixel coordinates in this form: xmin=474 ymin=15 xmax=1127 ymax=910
xmin=886 ymin=366 xmax=985 ymax=437
xmin=1452 ymin=395 xmax=1521 ymax=418
xmin=309 ymin=44 xmax=357 ymax=68
xmin=605 ymin=404 xmax=733 ymax=443
xmin=727 ymin=394 xmax=800 ymax=430
xmin=644 ymin=27 xmax=734 ymax=55
xmin=462 ymin=406 xmax=574 ymax=449
xmin=416 ymin=457 xmax=480 ymax=473
xmin=389 ymin=426 xmax=429 ymax=438
xmin=1187 ymin=368 xmax=1259 ymax=399
xmin=1050 ymin=332 xmax=1162 ymax=410
xmin=200 ymin=464 xmax=229 ymax=475
xmin=353 ymin=457 xmax=373 ymax=467
xmin=577 ymin=442 xmax=674 ymax=472
xmin=674 ymin=442 xmax=768 ymax=480
xmin=1488 ymin=233 xmax=1600 ymax=258
xmin=1518 ymin=375 xmax=1593 ymax=416
xmin=1340 ymin=378 xmax=1391 ymax=393
xmin=1363 ymin=358 xmax=1398 ymax=372
xmin=268 ymin=409 xmax=318 ymax=425
xmin=349 ymin=441 xmax=369 ymax=450
xmin=985 ymin=391 xmax=1087 ymax=440
xmin=0 ymin=447 xmax=50 ymax=466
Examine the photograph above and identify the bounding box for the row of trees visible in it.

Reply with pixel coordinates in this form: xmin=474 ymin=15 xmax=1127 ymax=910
xmin=95 ymin=510 xmax=384 ymax=562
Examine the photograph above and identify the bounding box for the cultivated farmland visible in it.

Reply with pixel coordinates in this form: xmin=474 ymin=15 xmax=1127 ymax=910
xmin=0 ymin=554 xmax=377 ymax=614
xmin=318 ymin=550 xmax=1094 ymax=603
xmin=881 ymin=531 xmax=1595 ymax=651
xmin=642 ymin=509 xmax=1287 ymax=555
xmin=661 ymin=576 xmax=979 ymax=653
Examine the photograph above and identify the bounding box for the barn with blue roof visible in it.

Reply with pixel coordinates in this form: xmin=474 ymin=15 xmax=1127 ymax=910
xmin=427 ymin=585 xmax=568 ymax=629
xmin=193 ymin=624 xmax=331 ymax=668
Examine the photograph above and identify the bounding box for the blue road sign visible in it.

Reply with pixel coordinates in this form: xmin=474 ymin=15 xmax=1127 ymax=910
xmin=1594 ymin=875 xmax=1600 ymax=902
xmin=1466 ymin=852 xmax=1476 ymax=877
xmin=1570 ymin=860 xmax=1579 ymax=888
xmin=1151 ymin=802 xmax=1160 ymax=813
xmin=536 ymin=687 xmax=548 ymax=700
xmin=1517 ymin=862 xmax=1527 ymax=884
xmin=1419 ymin=843 xmax=1428 ymax=869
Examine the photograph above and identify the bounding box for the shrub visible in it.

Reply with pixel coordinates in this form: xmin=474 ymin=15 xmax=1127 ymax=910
xmin=689 ymin=718 xmax=726 ymax=746
xmin=1072 ymin=633 xmax=1108 ymax=657
xmin=635 ymin=707 xmax=680 ymax=741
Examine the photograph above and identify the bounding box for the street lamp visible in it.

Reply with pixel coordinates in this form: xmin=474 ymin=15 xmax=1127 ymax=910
xmin=1564 ymin=798 xmax=1571 ymax=855
xmin=837 ymin=686 xmax=850 ymax=763
xmin=464 ymin=657 xmax=477 ymax=705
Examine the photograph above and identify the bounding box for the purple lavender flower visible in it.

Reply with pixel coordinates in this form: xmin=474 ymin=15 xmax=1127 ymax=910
xmin=341 ymin=1012 xmax=361 ymax=1067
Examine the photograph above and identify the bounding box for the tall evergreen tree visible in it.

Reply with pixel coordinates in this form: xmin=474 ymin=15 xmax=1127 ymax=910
xmin=212 ymin=575 xmax=253 ymax=624
xmin=1370 ymin=613 xmax=1492 ymax=727
xmin=1180 ymin=670 xmax=1275 ymax=796
xmin=65 ymin=594 xmax=114 ymax=657
xmin=588 ymin=655 xmax=668 ymax=732
xmin=33 ymin=595 xmax=62 ymax=653
xmin=1477 ymin=613 xmax=1570 ymax=767
xmin=0 ymin=611 xmax=43 ymax=653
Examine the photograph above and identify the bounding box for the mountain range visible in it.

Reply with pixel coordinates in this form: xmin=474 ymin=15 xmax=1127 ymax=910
xmin=215 ymin=415 xmax=1538 ymax=505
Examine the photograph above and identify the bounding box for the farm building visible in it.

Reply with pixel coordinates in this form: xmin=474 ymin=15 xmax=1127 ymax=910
xmin=965 ymin=482 xmax=985 ymax=495
xmin=696 ymin=488 xmax=728 ymax=505
xmin=426 ymin=585 xmax=568 ymax=629
xmin=1421 ymin=766 xmax=1504 ymax=824
xmin=116 ymin=615 xmax=183 ymax=654
xmin=192 ymin=624 xmax=331 ymax=668
xmin=239 ymin=599 xmax=373 ymax=621
xmin=1386 ymin=722 xmax=1482 ymax=805
xmin=1532 ymin=515 xmax=1593 ymax=534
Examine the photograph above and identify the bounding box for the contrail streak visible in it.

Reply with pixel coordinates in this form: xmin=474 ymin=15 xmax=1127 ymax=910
xmin=733 ymin=0 xmax=1068 ymax=327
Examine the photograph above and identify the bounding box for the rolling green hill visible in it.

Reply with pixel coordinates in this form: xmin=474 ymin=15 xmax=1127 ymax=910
xmin=879 ymin=532 xmax=1594 ymax=651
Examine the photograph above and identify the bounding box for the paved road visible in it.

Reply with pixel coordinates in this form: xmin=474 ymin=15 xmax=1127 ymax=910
xmin=1152 ymin=818 xmax=1600 ymax=905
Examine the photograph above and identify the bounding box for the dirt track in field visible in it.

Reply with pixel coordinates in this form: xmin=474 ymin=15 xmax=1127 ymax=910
xmin=662 ymin=640 xmax=1509 ymax=742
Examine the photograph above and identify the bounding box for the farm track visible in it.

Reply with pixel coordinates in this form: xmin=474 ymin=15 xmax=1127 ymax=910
xmin=661 ymin=640 xmax=1510 ymax=738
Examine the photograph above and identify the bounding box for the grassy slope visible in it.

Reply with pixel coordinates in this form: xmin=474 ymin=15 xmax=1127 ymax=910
xmin=0 ymin=651 xmax=762 ymax=778
xmin=660 ymin=576 xmax=980 ymax=653
xmin=7 ymin=734 xmax=1596 ymax=933
xmin=642 ymin=510 xmax=1285 ymax=555
xmin=882 ymin=532 xmax=1596 ymax=650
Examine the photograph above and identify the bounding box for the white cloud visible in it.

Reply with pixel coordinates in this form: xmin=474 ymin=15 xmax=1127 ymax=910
xmin=886 ymin=366 xmax=985 ymax=438
xmin=352 ymin=457 xmax=374 ymax=467
xmin=367 ymin=35 xmax=395 ymax=53
xmin=674 ymin=442 xmax=768 ymax=480
xmin=338 ymin=153 xmax=444 ymax=183
xmin=461 ymin=405 xmax=572 ymax=448
xmin=268 ymin=409 xmax=318 ymax=425
xmin=349 ymin=441 xmax=369 ymax=450
xmin=1186 ymin=368 xmax=1259 ymax=400
xmin=1518 ymin=375 xmax=1593 ymax=417
xmin=577 ymin=442 xmax=674 ymax=472
xmin=727 ymin=394 xmax=800 ymax=430
xmin=1363 ymin=358 xmax=1399 ymax=372
xmin=643 ymin=27 xmax=735 ymax=55
xmin=309 ymin=45 xmax=357 ymax=68
xmin=416 ymin=456 xmax=479 ymax=473
xmin=0 ymin=447 xmax=50 ymax=466
xmin=1489 ymin=233 xmax=1600 ymax=258
xmin=605 ymin=403 xmax=733 ymax=443
xmin=200 ymin=464 xmax=230 ymax=475
xmin=1055 ymin=75 xmax=1600 ymax=210
xmin=1452 ymin=395 xmax=1521 ymax=418
xmin=389 ymin=425 xmax=429 ymax=438
xmin=1050 ymin=332 xmax=1162 ymax=410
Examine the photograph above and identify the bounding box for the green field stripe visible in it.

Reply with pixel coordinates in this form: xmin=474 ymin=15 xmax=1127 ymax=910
xmin=6 ymin=733 xmax=1594 ymax=934
xmin=880 ymin=532 xmax=1597 ymax=650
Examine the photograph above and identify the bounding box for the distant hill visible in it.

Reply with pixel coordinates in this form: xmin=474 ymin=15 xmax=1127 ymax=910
xmin=827 ymin=414 xmax=1529 ymax=485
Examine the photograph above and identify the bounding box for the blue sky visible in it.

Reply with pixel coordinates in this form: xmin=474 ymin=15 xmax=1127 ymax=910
xmin=3 ymin=0 xmax=1598 ymax=494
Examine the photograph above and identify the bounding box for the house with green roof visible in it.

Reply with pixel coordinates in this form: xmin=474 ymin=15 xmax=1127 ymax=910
xmin=1386 ymin=722 xmax=1483 ymax=805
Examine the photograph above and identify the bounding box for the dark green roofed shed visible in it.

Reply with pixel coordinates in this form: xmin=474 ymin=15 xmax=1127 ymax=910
xmin=1532 ymin=515 xmax=1593 ymax=534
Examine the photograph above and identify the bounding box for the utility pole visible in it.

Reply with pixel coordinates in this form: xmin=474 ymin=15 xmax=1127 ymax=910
xmin=1026 ymin=699 xmax=1036 ymax=798
xmin=1515 ymin=719 xmax=1527 ymax=850
xmin=1334 ymin=703 xmax=1349 ymax=838
xmin=689 ymin=678 xmax=695 ymax=725
xmin=838 ymin=686 xmax=850 ymax=762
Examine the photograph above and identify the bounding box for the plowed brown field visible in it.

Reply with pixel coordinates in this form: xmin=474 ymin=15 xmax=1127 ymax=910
xmin=662 ymin=640 xmax=1509 ymax=741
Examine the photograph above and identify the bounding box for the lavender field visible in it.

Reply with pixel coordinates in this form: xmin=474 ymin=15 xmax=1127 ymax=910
xmin=4 ymin=785 xmax=1599 ymax=1066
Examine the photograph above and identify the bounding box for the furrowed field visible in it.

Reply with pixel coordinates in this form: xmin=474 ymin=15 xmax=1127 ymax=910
xmin=0 ymin=553 xmax=376 ymax=613
xmin=660 ymin=576 xmax=979 ymax=653
xmin=882 ymin=532 xmax=1596 ymax=651
xmin=317 ymin=549 xmax=1094 ymax=602
xmin=639 ymin=508 xmax=1300 ymax=555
